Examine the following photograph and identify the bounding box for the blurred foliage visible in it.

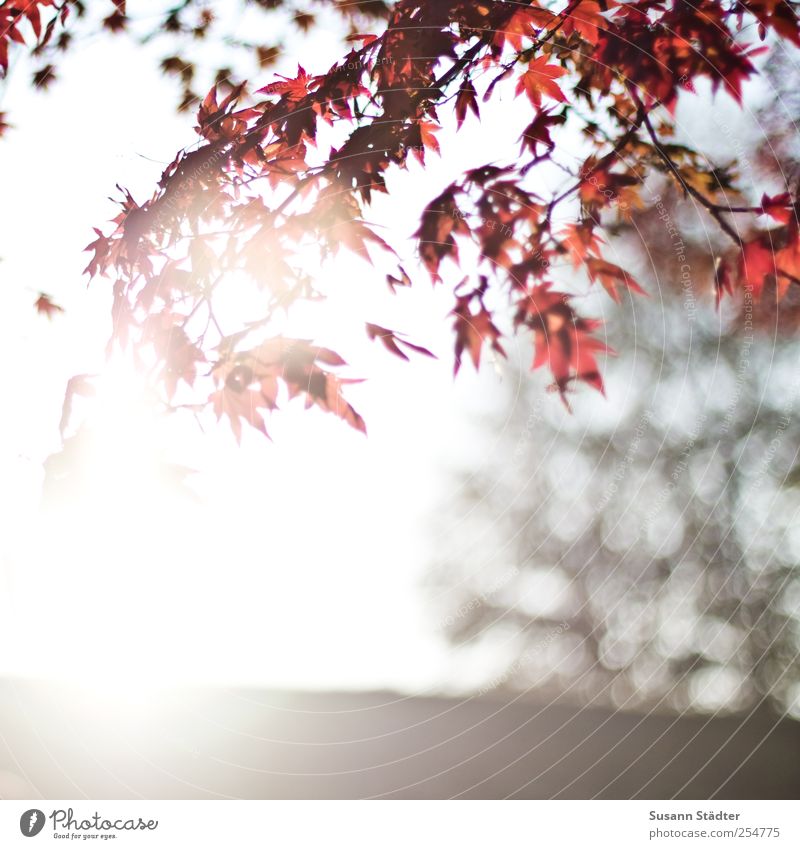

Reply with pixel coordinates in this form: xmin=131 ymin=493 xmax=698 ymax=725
xmin=431 ymin=183 xmax=800 ymax=718
xmin=3 ymin=0 xmax=390 ymax=114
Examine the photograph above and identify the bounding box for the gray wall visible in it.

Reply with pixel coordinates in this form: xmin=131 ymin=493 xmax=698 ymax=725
xmin=0 ymin=681 xmax=797 ymax=799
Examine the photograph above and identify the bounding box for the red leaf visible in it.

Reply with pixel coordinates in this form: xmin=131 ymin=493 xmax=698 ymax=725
xmin=516 ymin=284 xmax=610 ymax=403
xmin=739 ymin=234 xmax=778 ymax=299
xmin=386 ymin=266 xmax=412 ymax=292
xmin=561 ymin=0 xmax=606 ymax=45
xmin=585 ymin=257 xmax=646 ymax=302
xmin=714 ymin=257 xmax=734 ymax=305
xmin=520 ymin=108 xmax=565 ymax=156
xmin=761 ymin=192 xmax=794 ymax=224
xmin=452 ymin=283 xmax=506 ymax=374
xmin=345 ymin=33 xmax=378 ymax=46
xmin=560 ymin=223 xmax=605 ymax=269
xmin=366 ymin=323 xmax=435 ymax=361
xmin=210 ymin=368 xmax=272 ymax=444
xmin=257 ymin=65 xmax=314 ymax=102
xmin=410 ymin=120 xmax=441 ymax=165
xmin=455 ymin=78 xmax=479 ymax=129
xmin=515 ymin=55 xmax=568 ymax=107
xmin=0 ymin=111 xmax=10 ymax=138
xmin=35 ymin=293 xmax=64 ymax=318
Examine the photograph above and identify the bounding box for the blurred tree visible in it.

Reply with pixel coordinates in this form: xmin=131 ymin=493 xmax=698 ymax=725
xmin=430 ymin=184 xmax=800 ymax=716
xmin=0 ymin=1 xmax=389 ymax=120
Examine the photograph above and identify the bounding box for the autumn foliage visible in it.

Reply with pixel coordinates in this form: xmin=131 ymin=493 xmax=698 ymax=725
xmin=6 ymin=0 xmax=800 ymax=439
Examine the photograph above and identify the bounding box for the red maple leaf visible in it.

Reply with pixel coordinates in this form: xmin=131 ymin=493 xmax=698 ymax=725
xmin=366 ymin=323 xmax=434 ymax=361
xmin=257 ymin=65 xmax=315 ymax=102
xmin=515 ymin=55 xmax=568 ymax=107
xmin=714 ymin=257 xmax=734 ymax=305
xmin=519 ymin=108 xmax=565 ymax=156
xmin=35 ymin=292 xmax=64 ymax=318
xmin=455 ymin=78 xmax=479 ymax=129
xmin=516 ymin=284 xmax=610 ymax=403
xmin=561 ymin=0 xmax=607 ymax=45
xmin=560 ymin=223 xmax=605 ymax=269
xmin=761 ymin=192 xmax=794 ymax=224
xmin=452 ymin=281 xmax=506 ymax=374
xmin=739 ymin=233 xmax=780 ymax=299
xmin=210 ymin=365 xmax=274 ymax=444
xmin=585 ymin=257 xmax=647 ymax=302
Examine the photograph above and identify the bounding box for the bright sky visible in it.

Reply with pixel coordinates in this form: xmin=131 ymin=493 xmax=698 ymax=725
xmin=0 ymin=9 xmax=559 ymax=697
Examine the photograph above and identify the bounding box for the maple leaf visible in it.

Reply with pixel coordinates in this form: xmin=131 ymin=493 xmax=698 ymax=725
xmin=29 ymin=0 xmax=800 ymax=443
xmin=102 ymin=10 xmax=127 ymax=33
xmin=153 ymin=321 xmax=205 ymax=399
xmin=414 ymin=187 xmax=468 ymax=280
xmin=711 ymin=43 xmax=767 ymax=104
xmin=409 ymin=120 xmax=441 ymax=165
xmin=516 ymin=283 xmax=610 ymax=403
xmin=585 ymin=258 xmax=646 ymax=302
xmin=761 ymin=192 xmax=794 ymax=224
xmin=83 ymin=228 xmax=111 ymax=277
xmin=560 ymin=223 xmax=604 ymax=269
xmin=746 ymin=0 xmax=800 ymax=47
xmin=366 ymin=323 xmax=435 ymax=361
xmin=774 ymin=236 xmax=800 ymax=299
xmin=386 ymin=266 xmax=412 ymax=292
xmin=35 ymin=292 xmax=64 ymax=318
xmin=495 ymin=6 xmax=554 ymax=51
xmin=452 ymin=280 xmax=506 ymax=375
xmin=561 ymin=0 xmax=607 ymax=45
xmin=455 ymin=78 xmax=479 ymax=129
xmin=739 ymin=233 xmax=779 ymax=299
xmin=210 ymin=367 xmax=272 ymax=444
xmin=257 ymin=65 xmax=315 ymax=101
xmin=735 ymin=228 xmax=800 ymax=299
xmin=345 ymin=33 xmax=379 ymax=46
xmin=282 ymin=359 xmax=366 ymax=434
xmin=519 ymin=109 xmax=565 ymax=157
xmin=210 ymin=339 xmax=366 ymax=440
xmin=32 ymin=64 xmax=56 ymax=89
xmin=515 ymin=55 xmax=568 ymax=107
xmin=333 ymin=219 xmax=393 ymax=262
xmin=714 ymin=257 xmax=734 ymax=305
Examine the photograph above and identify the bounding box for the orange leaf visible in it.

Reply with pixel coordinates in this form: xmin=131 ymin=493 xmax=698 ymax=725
xmin=585 ymin=258 xmax=646 ymax=302
xmin=515 ymin=55 xmax=568 ymax=107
